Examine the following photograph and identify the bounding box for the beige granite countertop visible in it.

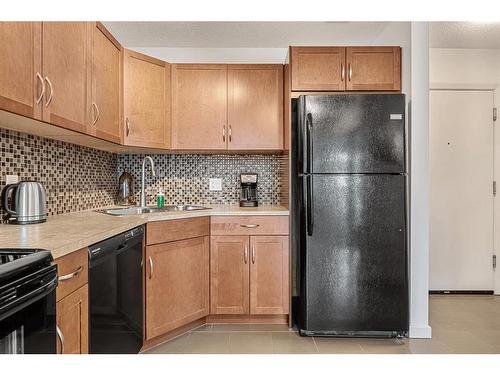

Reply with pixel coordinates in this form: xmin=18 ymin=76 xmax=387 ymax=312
xmin=0 ymin=205 xmax=289 ymax=259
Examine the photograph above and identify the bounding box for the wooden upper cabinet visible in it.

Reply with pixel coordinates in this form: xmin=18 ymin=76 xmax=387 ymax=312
xmin=171 ymin=64 xmax=227 ymax=150
xmin=42 ymin=22 xmax=91 ymax=133
xmin=0 ymin=22 xmax=42 ymax=120
xmin=210 ymin=236 xmax=250 ymax=315
xmin=91 ymin=23 xmax=122 ymax=144
xmin=56 ymin=285 xmax=89 ymax=354
xmin=227 ymin=65 xmax=283 ymax=150
xmin=291 ymin=47 xmax=346 ymax=91
xmin=250 ymin=236 xmax=289 ymax=315
xmin=346 ymin=47 xmax=401 ymax=91
xmin=145 ymin=237 xmax=209 ymax=340
xmin=123 ymin=49 xmax=169 ymax=149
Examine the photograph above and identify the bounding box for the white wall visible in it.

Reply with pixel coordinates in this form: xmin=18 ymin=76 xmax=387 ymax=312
xmin=430 ymin=48 xmax=500 ymax=295
xmin=430 ymin=48 xmax=500 ymax=87
xmin=409 ymin=22 xmax=432 ymax=339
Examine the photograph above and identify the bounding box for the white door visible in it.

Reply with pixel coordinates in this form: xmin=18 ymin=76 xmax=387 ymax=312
xmin=430 ymin=90 xmax=494 ymax=291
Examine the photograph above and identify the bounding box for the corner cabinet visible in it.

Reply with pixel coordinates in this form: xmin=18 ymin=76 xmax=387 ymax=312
xmin=123 ymin=49 xmax=170 ymax=149
xmin=290 ymin=46 xmax=401 ymax=92
xmin=145 ymin=217 xmax=210 ymax=341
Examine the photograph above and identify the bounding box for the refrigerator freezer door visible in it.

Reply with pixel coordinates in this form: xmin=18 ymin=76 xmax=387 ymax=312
xmin=299 ymin=94 xmax=406 ymax=174
xmin=299 ymin=174 xmax=408 ymax=334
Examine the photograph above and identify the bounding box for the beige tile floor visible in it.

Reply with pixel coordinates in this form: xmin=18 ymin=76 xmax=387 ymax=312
xmin=144 ymin=295 xmax=500 ymax=354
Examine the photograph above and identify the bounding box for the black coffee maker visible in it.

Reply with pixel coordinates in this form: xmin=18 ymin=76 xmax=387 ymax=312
xmin=239 ymin=173 xmax=258 ymax=207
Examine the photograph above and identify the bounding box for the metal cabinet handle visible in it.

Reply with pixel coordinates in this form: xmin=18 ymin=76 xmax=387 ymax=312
xmin=348 ymin=63 xmax=352 ymax=81
xmin=58 ymin=266 xmax=84 ymax=282
xmin=91 ymin=102 xmax=100 ymax=126
xmin=126 ymin=118 xmax=131 ymax=136
xmin=252 ymin=245 xmax=256 ymax=264
xmin=244 ymin=245 xmax=248 ymax=264
xmin=240 ymin=224 xmax=259 ymax=228
xmin=56 ymin=325 xmax=65 ymax=354
xmin=341 ymin=64 xmax=345 ymax=82
xmin=222 ymin=126 xmax=226 ymax=142
xmin=36 ymin=72 xmax=45 ymax=104
xmin=149 ymin=256 xmax=153 ymax=279
xmin=229 ymin=125 xmax=232 ymax=142
xmin=44 ymin=76 xmax=53 ymax=107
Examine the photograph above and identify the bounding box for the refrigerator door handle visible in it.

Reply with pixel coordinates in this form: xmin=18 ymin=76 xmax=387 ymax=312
xmin=306 ymin=113 xmax=313 ymax=174
xmin=306 ymin=174 xmax=314 ymax=236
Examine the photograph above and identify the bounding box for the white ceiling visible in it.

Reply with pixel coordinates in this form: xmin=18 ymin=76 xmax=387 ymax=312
xmin=430 ymin=22 xmax=500 ymax=49
xmin=103 ymin=22 xmax=399 ymax=48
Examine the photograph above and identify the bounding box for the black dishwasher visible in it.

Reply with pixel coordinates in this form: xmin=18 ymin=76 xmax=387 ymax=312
xmin=88 ymin=225 xmax=144 ymax=354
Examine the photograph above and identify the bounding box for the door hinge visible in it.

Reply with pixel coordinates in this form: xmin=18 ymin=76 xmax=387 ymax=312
xmin=494 ymin=181 xmax=497 ymax=196
xmin=494 ymin=254 xmax=497 ymax=269
xmin=494 ymin=107 xmax=498 ymax=122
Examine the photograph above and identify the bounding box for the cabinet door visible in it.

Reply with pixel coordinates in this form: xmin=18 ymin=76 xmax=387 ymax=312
xmin=171 ymin=64 xmax=227 ymax=150
xmin=56 ymin=284 xmax=89 ymax=354
xmin=210 ymin=235 xmax=250 ymax=314
xmin=91 ymin=23 xmax=122 ymax=143
xmin=42 ymin=22 xmax=91 ymax=133
xmin=145 ymin=237 xmax=209 ymax=340
xmin=291 ymin=47 xmax=346 ymax=91
xmin=346 ymin=47 xmax=401 ymax=91
xmin=123 ymin=49 xmax=168 ymax=149
xmin=0 ymin=22 xmax=42 ymax=119
xmin=227 ymin=65 xmax=283 ymax=150
xmin=250 ymin=236 xmax=289 ymax=315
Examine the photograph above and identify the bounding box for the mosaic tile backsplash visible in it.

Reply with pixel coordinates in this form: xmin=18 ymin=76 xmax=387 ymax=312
xmin=0 ymin=127 xmax=283 ymax=217
xmin=117 ymin=154 xmax=283 ymax=206
xmin=0 ymin=128 xmax=118 ymax=216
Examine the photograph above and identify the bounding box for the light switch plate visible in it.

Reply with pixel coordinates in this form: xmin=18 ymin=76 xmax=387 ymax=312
xmin=5 ymin=175 xmax=19 ymax=185
xmin=209 ymin=178 xmax=222 ymax=191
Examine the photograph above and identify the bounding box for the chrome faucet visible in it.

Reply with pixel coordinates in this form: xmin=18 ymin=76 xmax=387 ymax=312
xmin=140 ymin=156 xmax=156 ymax=207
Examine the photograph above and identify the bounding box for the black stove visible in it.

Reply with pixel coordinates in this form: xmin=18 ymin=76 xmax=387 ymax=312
xmin=0 ymin=249 xmax=57 ymax=354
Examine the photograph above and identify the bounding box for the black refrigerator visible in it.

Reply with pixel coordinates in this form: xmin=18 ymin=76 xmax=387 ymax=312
xmin=291 ymin=94 xmax=409 ymax=338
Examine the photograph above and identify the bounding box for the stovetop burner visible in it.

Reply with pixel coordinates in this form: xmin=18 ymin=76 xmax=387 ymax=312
xmin=0 ymin=251 xmax=33 ymax=265
xmin=0 ymin=249 xmax=54 ymax=285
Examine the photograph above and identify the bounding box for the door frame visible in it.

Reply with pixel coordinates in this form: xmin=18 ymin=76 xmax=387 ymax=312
xmin=430 ymin=83 xmax=499 ymax=294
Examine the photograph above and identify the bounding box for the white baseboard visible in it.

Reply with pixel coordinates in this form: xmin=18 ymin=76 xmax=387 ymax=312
xmin=409 ymin=325 xmax=432 ymax=338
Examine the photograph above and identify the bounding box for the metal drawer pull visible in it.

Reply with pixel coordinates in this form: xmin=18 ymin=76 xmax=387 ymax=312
xmin=222 ymin=126 xmax=226 ymax=142
xmin=252 ymin=245 xmax=256 ymax=264
xmin=126 ymin=118 xmax=131 ymax=136
xmin=240 ymin=224 xmax=260 ymax=228
xmin=36 ymin=72 xmax=45 ymax=104
xmin=56 ymin=325 xmax=65 ymax=354
xmin=92 ymin=102 xmax=100 ymax=126
xmin=229 ymin=125 xmax=232 ymax=142
xmin=348 ymin=63 xmax=352 ymax=81
xmin=244 ymin=245 xmax=248 ymax=264
xmin=44 ymin=76 xmax=53 ymax=106
xmin=58 ymin=266 xmax=84 ymax=281
xmin=341 ymin=64 xmax=345 ymax=82
xmin=149 ymin=256 xmax=153 ymax=279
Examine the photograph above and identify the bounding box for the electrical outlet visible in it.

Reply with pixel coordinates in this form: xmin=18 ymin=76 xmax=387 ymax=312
xmin=209 ymin=178 xmax=222 ymax=191
xmin=5 ymin=175 xmax=19 ymax=185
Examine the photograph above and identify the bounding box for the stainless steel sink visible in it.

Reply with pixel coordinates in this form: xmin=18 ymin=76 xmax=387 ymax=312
xmin=96 ymin=205 xmax=210 ymax=216
xmin=163 ymin=205 xmax=210 ymax=212
xmin=96 ymin=206 xmax=160 ymax=216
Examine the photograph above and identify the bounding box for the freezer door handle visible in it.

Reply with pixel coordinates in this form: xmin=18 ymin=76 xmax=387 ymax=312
xmin=306 ymin=113 xmax=313 ymax=174
xmin=306 ymin=175 xmax=314 ymax=236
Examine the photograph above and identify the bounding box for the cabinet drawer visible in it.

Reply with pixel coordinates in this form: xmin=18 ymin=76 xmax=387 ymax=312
xmin=210 ymin=216 xmax=289 ymax=236
xmin=54 ymin=248 xmax=88 ymax=302
xmin=146 ymin=217 xmax=210 ymax=245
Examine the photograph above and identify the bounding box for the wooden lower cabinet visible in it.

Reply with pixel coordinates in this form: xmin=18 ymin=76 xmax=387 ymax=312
xmin=210 ymin=235 xmax=289 ymax=316
xmin=56 ymin=284 xmax=89 ymax=354
xmin=210 ymin=236 xmax=250 ymax=314
xmin=250 ymin=236 xmax=289 ymax=315
xmin=145 ymin=236 xmax=209 ymax=340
